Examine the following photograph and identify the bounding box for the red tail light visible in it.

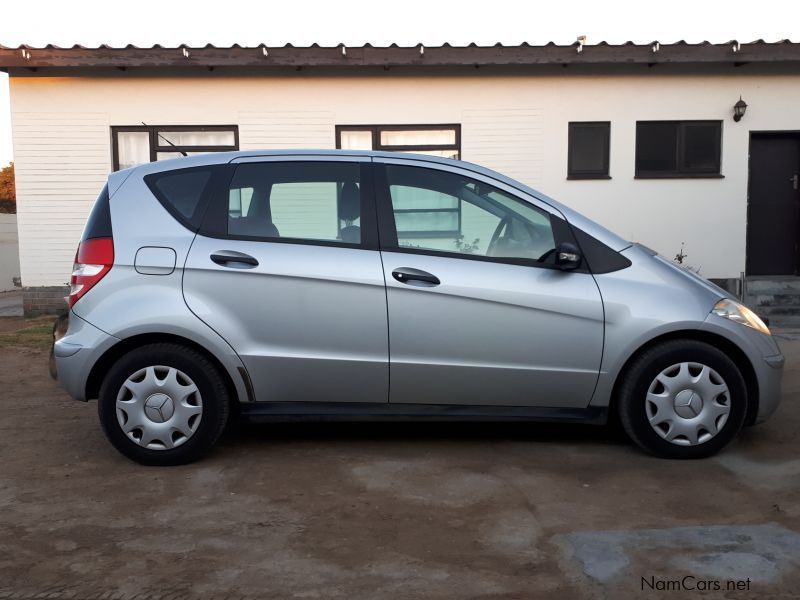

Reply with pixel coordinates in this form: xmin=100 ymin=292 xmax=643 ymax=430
xmin=68 ymin=237 xmax=114 ymax=308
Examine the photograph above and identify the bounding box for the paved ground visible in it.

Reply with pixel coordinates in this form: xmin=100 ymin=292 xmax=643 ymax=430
xmin=0 ymin=290 xmax=23 ymax=317
xmin=0 ymin=318 xmax=799 ymax=599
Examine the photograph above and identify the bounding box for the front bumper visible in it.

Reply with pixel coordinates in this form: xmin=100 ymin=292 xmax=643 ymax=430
xmin=701 ymin=313 xmax=784 ymax=424
xmin=54 ymin=312 xmax=119 ymax=401
xmin=755 ymin=352 xmax=784 ymax=423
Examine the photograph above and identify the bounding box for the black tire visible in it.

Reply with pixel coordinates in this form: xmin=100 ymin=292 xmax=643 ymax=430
xmin=98 ymin=343 xmax=230 ymax=466
xmin=617 ymin=339 xmax=747 ymax=459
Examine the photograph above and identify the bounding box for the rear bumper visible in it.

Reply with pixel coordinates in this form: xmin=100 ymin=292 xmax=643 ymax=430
xmin=54 ymin=312 xmax=119 ymax=401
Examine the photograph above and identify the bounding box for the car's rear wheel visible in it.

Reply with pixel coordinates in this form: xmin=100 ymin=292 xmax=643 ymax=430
xmin=98 ymin=343 xmax=229 ymax=465
xmin=618 ymin=339 xmax=747 ymax=459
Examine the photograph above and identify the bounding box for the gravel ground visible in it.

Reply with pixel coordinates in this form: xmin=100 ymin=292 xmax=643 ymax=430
xmin=0 ymin=318 xmax=798 ymax=599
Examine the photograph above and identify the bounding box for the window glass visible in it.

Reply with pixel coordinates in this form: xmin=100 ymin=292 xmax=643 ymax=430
xmin=636 ymin=122 xmax=679 ymax=173
xmin=156 ymin=152 xmax=212 ymax=161
xmin=339 ymin=130 xmax=373 ymax=150
xmin=682 ymin=123 xmax=720 ymax=171
xmin=270 ymin=182 xmax=340 ymax=240
xmin=227 ymin=162 xmax=361 ymax=244
xmin=117 ymin=132 xmax=150 ymax=170
xmin=159 ymin=131 xmax=236 ymax=146
xmin=568 ymin=122 xmax=610 ymax=178
xmin=337 ymin=125 xmax=460 ymax=159
xmin=381 ymin=129 xmax=457 ymax=147
xmin=407 ymin=149 xmax=460 ymax=159
xmin=386 ymin=165 xmax=556 ymax=262
xmin=82 ymin=185 xmax=112 ymax=240
xmin=392 ymin=186 xmax=458 ymax=211
xmin=145 ymin=167 xmax=213 ymax=227
xmin=483 ymin=189 xmax=552 ymax=229
xmin=635 ymin=121 xmax=721 ymax=177
xmin=394 ymin=205 xmax=459 ymax=235
xmin=228 ymin=187 xmax=254 ymax=218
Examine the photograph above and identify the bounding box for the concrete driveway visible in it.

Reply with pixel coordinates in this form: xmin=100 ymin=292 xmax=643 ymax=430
xmin=0 ymin=320 xmax=798 ymax=599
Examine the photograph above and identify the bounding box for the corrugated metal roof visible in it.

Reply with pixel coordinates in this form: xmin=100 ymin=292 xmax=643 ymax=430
xmin=1 ymin=39 xmax=797 ymax=49
xmin=1 ymin=40 xmax=799 ymax=70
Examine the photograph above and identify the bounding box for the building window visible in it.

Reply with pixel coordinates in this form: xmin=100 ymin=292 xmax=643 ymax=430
xmin=111 ymin=125 xmax=239 ymax=171
xmin=335 ymin=124 xmax=461 ymax=159
xmin=567 ymin=122 xmax=610 ymax=179
xmin=635 ymin=121 xmax=722 ymax=178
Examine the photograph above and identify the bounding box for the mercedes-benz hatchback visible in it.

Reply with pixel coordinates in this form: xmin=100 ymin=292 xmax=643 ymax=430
xmin=54 ymin=150 xmax=784 ymax=465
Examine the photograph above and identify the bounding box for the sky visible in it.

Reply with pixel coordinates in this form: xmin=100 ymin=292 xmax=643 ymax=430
xmin=0 ymin=0 xmax=798 ymax=168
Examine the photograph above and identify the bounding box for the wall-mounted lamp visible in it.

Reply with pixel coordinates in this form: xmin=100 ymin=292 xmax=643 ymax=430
xmin=733 ymin=96 xmax=748 ymax=122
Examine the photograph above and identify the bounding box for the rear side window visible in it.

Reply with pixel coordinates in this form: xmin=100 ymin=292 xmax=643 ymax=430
xmin=227 ymin=161 xmax=362 ymax=245
xmin=145 ymin=167 xmax=215 ymax=230
xmin=82 ymin=184 xmax=112 ymax=240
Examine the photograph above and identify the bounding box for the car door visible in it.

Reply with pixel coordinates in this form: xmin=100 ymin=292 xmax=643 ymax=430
xmin=374 ymin=159 xmax=604 ymax=407
xmin=183 ymin=156 xmax=389 ymax=403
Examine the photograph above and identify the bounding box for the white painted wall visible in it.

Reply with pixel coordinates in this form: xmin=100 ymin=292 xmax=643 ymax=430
xmin=8 ymin=70 xmax=800 ymax=285
xmin=0 ymin=213 xmax=20 ymax=291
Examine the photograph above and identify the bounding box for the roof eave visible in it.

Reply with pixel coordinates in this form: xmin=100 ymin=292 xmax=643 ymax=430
xmin=1 ymin=42 xmax=800 ymax=69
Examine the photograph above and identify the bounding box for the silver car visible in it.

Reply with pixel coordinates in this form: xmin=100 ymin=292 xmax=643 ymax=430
xmin=54 ymin=150 xmax=784 ymax=465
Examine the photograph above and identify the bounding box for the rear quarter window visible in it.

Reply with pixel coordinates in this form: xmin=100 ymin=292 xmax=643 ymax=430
xmin=144 ymin=166 xmax=215 ymax=230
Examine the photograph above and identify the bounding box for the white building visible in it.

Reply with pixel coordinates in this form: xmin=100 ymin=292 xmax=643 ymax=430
xmin=1 ymin=41 xmax=799 ymax=315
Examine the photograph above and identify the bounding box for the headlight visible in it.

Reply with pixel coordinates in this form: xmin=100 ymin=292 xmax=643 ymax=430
xmin=712 ymin=298 xmax=771 ymax=335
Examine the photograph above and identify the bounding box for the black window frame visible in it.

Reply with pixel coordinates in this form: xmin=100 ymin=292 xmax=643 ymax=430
xmin=373 ymin=162 xmax=588 ymax=272
xmin=198 ymin=160 xmax=380 ymax=251
xmin=335 ymin=124 xmax=461 ymax=156
xmin=635 ymin=120 xmax=723 ymax=179
xmin=111 ymin=125 xmax=240 ymax=171
xmin=567 ymin=121 xmax=611 ymax=180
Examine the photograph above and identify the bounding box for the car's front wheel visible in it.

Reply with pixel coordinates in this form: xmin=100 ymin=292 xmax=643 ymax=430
xmin=98 ymin=343 xmax=229 ymax=465
xmin=618 ymin=339 xmax=747 ymax=459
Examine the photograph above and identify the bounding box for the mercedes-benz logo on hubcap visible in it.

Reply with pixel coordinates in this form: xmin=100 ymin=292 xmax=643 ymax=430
xmin=673 ymin=389 xmax=703 ymax=419
xmin=144 ymin=393 xmax=175 ymax=423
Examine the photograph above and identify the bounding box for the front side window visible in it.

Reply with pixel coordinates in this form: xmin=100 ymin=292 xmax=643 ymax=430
xmin=336 ymin=125 xmax=460 ymax=159
xmin=112 ymin=126 xmax=238 ymax=171
xmin=384 ymin=165 xmax=557 ymax=264
xmin=227 ymin=162 xmax=362 ymax=245
xmin=635 ymin=121 xmax=722 ymax=177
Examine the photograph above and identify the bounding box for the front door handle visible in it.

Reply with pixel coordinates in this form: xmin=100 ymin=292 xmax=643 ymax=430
xmin=210 ymin=251 xmax=259 ymax=268
xmin=392 ymin=267 xmax=440 ymax=286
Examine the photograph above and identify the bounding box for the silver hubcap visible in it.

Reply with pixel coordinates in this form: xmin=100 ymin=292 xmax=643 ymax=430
xmin=116 ymin=366 xmax=202 ymax=450
xmin=646 ymin=362 xmax=731 ymax=446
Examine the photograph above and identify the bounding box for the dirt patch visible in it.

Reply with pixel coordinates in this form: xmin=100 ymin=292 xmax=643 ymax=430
xmin=0 ymin=339 xmax=799 ymax=599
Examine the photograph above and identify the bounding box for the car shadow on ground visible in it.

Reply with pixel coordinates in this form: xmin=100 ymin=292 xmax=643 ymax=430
xmin=225 ymin=418 xmax=627 ymax=447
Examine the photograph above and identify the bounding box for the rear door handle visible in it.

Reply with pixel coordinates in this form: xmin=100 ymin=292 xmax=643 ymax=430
xmin=392 ymin=267 xmax=440 ymax=286
xmin=210 ymin=251 xmax=259 ymax=268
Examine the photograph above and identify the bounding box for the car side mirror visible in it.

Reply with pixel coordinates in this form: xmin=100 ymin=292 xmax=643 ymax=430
xmin=555 ymin=242 xmax=582 ymax=271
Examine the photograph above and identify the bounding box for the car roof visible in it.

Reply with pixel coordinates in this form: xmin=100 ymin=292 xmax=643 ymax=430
xmin=121 ymin=149 xmax=630 ymax=251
